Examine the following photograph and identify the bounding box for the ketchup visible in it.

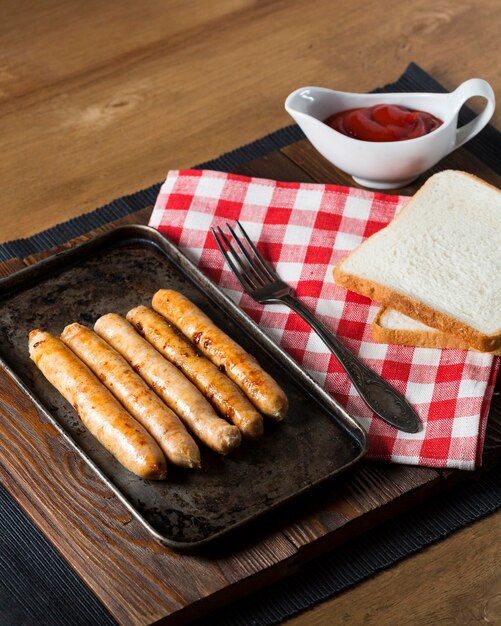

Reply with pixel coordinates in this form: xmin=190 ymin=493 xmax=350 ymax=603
xmin=324 ymin=104 xmax=442 ymax=142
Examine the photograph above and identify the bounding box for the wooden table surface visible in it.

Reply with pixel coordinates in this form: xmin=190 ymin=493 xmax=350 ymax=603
xmin=1 ymin=1 xmax=500 ymax=624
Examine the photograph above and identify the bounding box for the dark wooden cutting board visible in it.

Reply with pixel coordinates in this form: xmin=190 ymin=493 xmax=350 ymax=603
xmin=0 ymin=138 xmax=500 ymax=626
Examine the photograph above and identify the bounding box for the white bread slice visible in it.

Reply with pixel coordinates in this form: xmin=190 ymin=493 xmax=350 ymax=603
xmin=372 ymin=307 xmax=501 ymax=355
xmin=333 ymin=170 xmax=501 ymax=352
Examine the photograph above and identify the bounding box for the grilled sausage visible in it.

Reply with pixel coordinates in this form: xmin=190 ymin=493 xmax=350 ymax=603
xmin=61 ymin=323 xmax=201 ymax=469
xmin=94 ymin=313 xmax=249 ymax=451
xmin=126 ymin=306 xmax=263 ymax=441
xmin=152 ymin=289 xmax=288 ymax=420
xmin=29 ymin=329 xmax=167 ymax=480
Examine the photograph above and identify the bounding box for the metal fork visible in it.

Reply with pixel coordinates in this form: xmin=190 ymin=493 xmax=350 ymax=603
xmin=212 ymin=221 xmax=420 ymax=433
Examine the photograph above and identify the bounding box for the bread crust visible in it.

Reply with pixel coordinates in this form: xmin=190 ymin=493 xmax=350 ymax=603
xmin=333 ymin=170 xmax=501 ymax=353
xmin=334 ymin=268 xmax=500 ymax=352
xmin=371 ymin=307 xmax=501 ymax=355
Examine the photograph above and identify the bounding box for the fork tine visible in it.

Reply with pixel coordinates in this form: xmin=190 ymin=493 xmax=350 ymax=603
xmin=235 ymin=220 xmax=279 ymax=281
xmin=211 ymin=227 xmax=251 ymax=290
xmin=211 ymin=227 xmax=259 ymax=293
xmin=225 ymin=223 xmax=269 ymax=285
xmin=217 ymin=226 xmax=264 ymax=289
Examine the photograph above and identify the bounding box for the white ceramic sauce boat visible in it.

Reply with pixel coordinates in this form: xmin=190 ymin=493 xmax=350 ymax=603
xmin=285 ymin=79 xmax=495 ymax=189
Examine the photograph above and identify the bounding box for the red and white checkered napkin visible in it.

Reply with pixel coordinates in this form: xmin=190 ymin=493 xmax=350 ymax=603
xmin=149 ymin=169 xmax=499 ymax=470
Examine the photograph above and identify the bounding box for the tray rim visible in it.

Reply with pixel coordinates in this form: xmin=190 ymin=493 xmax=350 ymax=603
xmin=0 ymin=224 xmax=368 ymax=552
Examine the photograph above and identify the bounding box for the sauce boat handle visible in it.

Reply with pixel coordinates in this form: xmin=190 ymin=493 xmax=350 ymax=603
xmin=451 ymin=79 xmax=495 ymax=149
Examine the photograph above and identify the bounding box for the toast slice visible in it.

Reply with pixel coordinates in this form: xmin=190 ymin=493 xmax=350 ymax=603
xmin=333 ymin=170 xmax=501 ymax=352
xmin=372 ymin=307 xmax=501 ymax=355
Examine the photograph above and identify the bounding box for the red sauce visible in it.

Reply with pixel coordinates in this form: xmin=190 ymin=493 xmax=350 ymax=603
xmin=324 ymin=104 xmax=443 ymax=142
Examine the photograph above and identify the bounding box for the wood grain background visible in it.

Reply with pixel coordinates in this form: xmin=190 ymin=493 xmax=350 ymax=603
xmin=1 ymin=0 xmax=501 ymax=243
xmin=1 ymin=1 xmax=501 ymax=624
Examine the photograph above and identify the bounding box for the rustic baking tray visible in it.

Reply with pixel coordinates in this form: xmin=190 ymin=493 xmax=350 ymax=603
xmin=0 ymin=225 xmax=367 ymax=551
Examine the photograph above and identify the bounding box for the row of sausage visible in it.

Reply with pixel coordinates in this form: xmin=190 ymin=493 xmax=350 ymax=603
xmin=29 ymin=289 xmax=288 ymax=480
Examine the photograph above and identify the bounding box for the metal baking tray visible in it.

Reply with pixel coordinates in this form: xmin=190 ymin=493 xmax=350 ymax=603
xmin=0 ymin=225 xmax=367 ymax=551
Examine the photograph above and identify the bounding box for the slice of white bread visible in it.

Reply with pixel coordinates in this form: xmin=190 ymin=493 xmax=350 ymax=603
xmin=333 ymin=170 xmax=501 ymax=353
xmin=372 ymin=307 xmax=501 ymax=355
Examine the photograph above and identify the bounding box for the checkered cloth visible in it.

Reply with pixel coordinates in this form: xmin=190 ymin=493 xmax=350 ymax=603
xmin=149 ymin=169 xmax=499 ymax=470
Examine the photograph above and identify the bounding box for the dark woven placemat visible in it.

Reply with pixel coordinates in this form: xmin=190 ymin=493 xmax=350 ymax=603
xmin=1 ymin=63 xmax=500 ymax=626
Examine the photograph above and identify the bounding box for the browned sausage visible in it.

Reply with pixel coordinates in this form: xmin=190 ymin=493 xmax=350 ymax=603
xmin=29 ymin=329 xmax=167 ymax=480
xmin=94 ymin=313 xmax=248 ymax=451
xmin=126 ymin=306 xmax=263 ymax=441
xmin=152 ymin=289 xmax=288 ymax=420
xmin=61 ymin=323 xmax=201 ymax=469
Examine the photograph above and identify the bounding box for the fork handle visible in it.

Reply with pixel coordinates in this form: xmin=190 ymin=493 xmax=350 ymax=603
xmin=279 ymin=294 xmax=420 ymax=433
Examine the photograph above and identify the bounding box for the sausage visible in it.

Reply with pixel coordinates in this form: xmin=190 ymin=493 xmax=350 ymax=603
xmin=126 ymin=306 xmax=263 ymax=441
xmin=94 ymin=313 xmax=248 ymax=451
xmin=152 ymin=289 xmax=288 ymax=420
xmin=61 ymin=323 xmax=201 ymax=469
xmin=28 ymin=329 xmax=167 ymax=480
